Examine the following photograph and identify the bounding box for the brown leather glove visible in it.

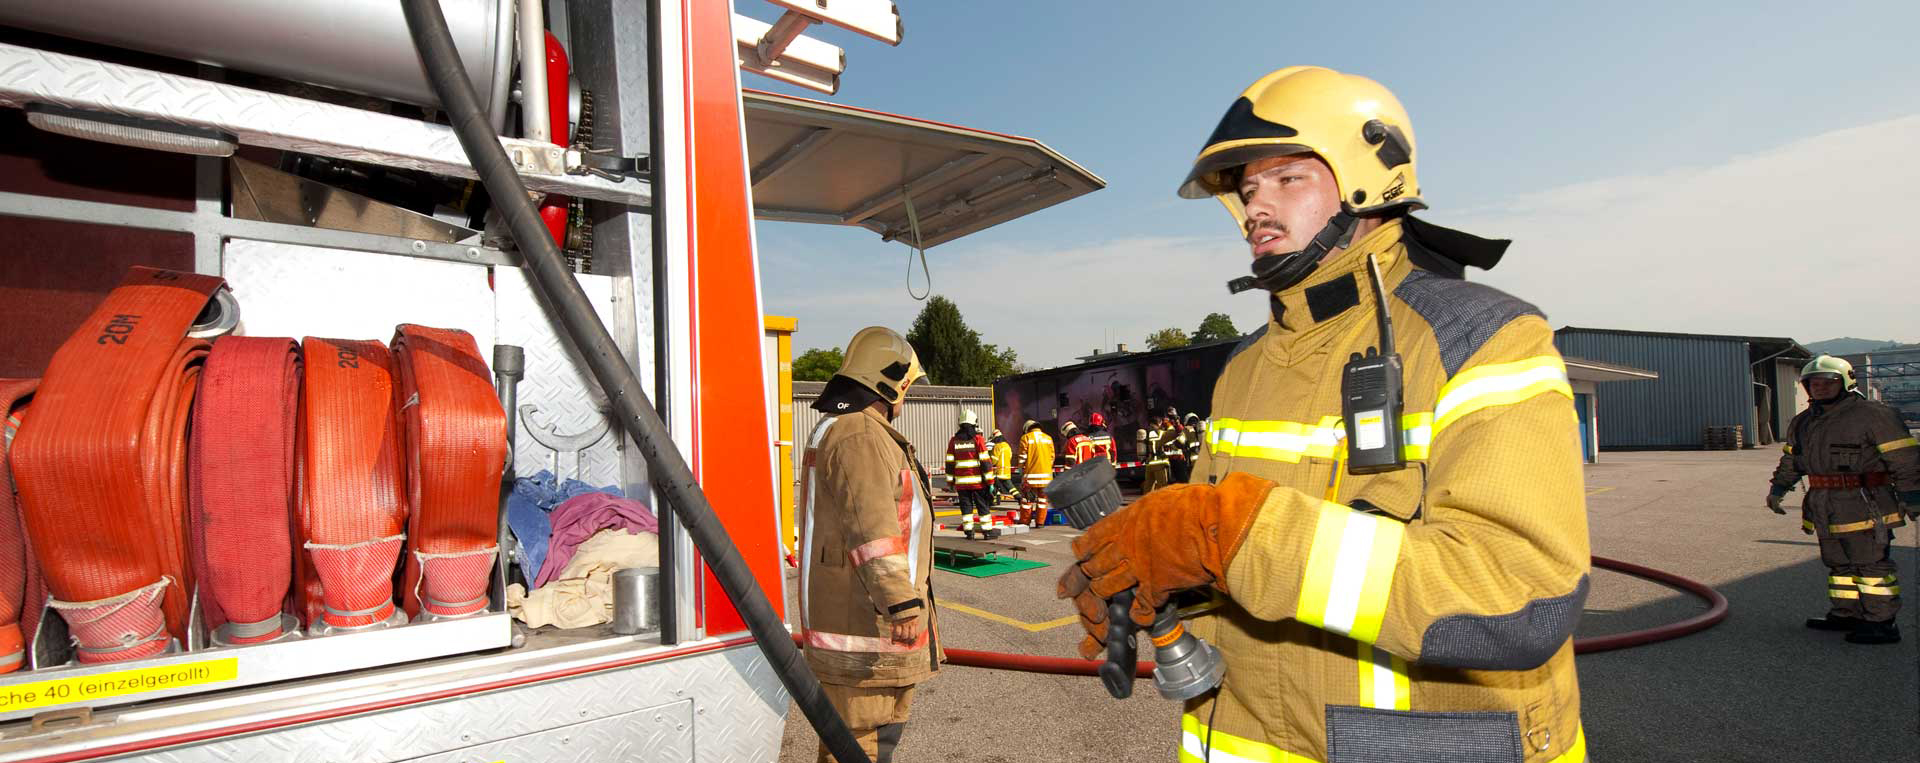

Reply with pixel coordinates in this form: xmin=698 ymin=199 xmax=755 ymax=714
xmin=1055 ymin=472 xmax=1273 ymax=659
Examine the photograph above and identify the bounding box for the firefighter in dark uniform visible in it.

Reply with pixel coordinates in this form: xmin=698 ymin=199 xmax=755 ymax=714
xmin=1769 ymin=355 xmax=1920 ymax=644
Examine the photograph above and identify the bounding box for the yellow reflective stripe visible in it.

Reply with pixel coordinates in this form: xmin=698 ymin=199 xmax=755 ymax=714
xmin=1803 ymin=519 xmax=1816 ymax=533
xmin=1827 ymin=513 xmax=1907 ymax=534
xmin=1782 ymin=443 xmax=1794 ymax=454
xmin=1401 ymin=411 xmax=1432 ymax=461
xmin=1830 ymin=575 xmax=1856 ymax=586
xmin=1356 ymin=643 xmax=1411 ymax=711
xmin=1433 ymin=355 xmax=1572 ymax=434
xmin=1295 ymin=502 xmax=1405 ymax=643
xmin=1856 ymin=575 xmax=1897 ymax=585
xmin=954 ymin=460 xmax=981 ymax=467
xmin=1858 ymin=583 xmax=1900 ymax=596
xmin=1211 ymin=416 xmax=1430 ymax=463
xmin=953 ymin=476 xmax=983 ymax=485
xmin=1550 ymin=727 xmax=1588 ymax=763
xmin=1878 ymin=437 xmax=1918 ymax=453
xmin=1180 ymin=713 xmax=1316 ymax=763
xmin=1831 ymin=589 xmax=1861 ymax=599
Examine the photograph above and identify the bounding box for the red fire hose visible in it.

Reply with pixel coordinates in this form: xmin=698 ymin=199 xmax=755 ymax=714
xmin=926 ymin=555 xmax=1728 ymax=678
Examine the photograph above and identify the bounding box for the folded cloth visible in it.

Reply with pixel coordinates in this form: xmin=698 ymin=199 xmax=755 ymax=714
xmin=535 ymin=492 xmax=659 ymax=588
xmin=504 ymin=471 xmax=622 ymax=583
xmin=506 ymin=529 xmax=660 ymax=628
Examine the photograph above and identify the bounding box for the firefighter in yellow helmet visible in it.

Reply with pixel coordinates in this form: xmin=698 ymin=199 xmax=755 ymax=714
xmin=1018 ymin=419 xmax=1056 ymax=526
xmin=797 ymin=326 xmax=940 ymax=763
xmin=1057 ymin=67 xmax=1591 ymax=762
xmin=1768 ymin=355 xmax=1920 ymax=645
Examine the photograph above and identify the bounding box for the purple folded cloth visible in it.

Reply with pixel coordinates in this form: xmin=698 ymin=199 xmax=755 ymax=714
xmin=534 ymin=492 xmax=660 ymax=587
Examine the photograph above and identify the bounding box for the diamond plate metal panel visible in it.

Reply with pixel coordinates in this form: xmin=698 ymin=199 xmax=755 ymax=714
xmin=223 ymin=239 xmax=495 ymax=359
xmin=87 ymin=644 xmax=784 ymax=763
xmin=493 ymin=267 xmax=623 ymax=487
xmin=399 ymin=700 xmax=692 ymax=763
xmin=0 ymin=43 xmax=650 ymax=207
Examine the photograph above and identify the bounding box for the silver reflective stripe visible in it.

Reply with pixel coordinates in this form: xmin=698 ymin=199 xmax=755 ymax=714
xmin=797 ymin=416 xmax=839 ymax=634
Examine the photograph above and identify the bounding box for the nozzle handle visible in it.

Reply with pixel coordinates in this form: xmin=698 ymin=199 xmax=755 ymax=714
xmin=1099 ymin=589 xmax=1140 ymax=699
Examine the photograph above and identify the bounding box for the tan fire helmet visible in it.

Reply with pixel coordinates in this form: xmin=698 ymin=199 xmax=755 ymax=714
xmin=834 ymin=326 xmax=926 ymax=405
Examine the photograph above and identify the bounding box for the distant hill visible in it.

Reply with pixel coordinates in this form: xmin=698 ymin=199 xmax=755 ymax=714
xmin=1806 ymin=337 xmax=1914 ymax=354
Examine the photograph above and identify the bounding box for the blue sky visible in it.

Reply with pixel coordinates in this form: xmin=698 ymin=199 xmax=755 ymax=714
xmin=742 ymin=1 xmax=1920 ymax=367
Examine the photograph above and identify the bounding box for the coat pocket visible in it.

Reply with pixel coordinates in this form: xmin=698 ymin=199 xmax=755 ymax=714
xmin=1326 ymin=706 xmax=1522 ymax=763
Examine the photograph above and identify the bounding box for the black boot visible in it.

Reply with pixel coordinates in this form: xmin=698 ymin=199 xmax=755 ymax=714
xmin=1806 ymin=615 xmax=1863 ymax=631
xmin=1845 ymin=621 xmax=1901 ymax=644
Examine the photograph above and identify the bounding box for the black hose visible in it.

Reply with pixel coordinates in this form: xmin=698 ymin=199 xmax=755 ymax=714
xmin=398 ymin=3 xmax=870 ymax=762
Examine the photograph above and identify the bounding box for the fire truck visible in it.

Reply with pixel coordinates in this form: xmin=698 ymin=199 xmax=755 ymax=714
xmin=0 ymin=2 xmax=1099 ymax=760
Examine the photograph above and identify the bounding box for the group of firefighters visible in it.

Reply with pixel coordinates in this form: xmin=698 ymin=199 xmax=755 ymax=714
xmin=942 ymin=409 xmax=1206 ymax=539
xmin=790 ymin=63 xmax=1920 ymax=763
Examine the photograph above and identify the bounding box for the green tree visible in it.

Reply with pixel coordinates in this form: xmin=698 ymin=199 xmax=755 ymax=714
xmin=791 ymin=346 xmax=843 ymax=382
xmin=905 ymin=295 xmax=1019 ymax=386
xmin=1146 ymin=327 xmax=1191 ymax=351
xmin=1192 ymin=312 xmax=1240 ymax=343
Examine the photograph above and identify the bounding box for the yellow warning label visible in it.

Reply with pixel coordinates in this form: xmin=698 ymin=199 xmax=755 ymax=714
xmin=0 ymin=658 xmax=239 ymax=713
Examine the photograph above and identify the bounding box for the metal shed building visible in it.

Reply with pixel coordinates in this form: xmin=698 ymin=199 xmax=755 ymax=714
xmin=1555 ymin=327 xmax=1810 ymax=449
xmin=791 ymin=381 xmax=992 ymax=477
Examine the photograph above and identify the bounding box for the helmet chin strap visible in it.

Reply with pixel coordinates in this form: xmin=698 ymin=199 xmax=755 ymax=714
xmin=1227 ymin=212 xmax=1357 ymax=295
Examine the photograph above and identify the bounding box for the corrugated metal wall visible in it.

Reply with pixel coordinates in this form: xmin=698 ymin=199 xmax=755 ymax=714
xmin=792 ymin=386 xmax=993 ymax=478
xmin=1555 ymin=331 xmax=1755 ymax=448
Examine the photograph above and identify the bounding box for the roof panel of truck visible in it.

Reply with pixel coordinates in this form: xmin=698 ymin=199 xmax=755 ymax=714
xmin=742 ymin=89 xmax=1105 ymax=248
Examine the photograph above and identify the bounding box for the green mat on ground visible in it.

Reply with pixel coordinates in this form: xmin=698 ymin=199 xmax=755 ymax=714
xmin=933 ymin=550 xmax=1050 ymax=578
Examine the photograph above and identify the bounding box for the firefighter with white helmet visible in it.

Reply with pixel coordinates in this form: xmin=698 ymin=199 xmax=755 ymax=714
xmin=1769 ymin=355 xmax=1920 ymax=644
xmin=947 ymin=409 xmax=999 ymax=540
xmin=796 ymin=326 xmax=940 ymax=763
xmin=1058 ymin=66 xmax=1591 ymax=761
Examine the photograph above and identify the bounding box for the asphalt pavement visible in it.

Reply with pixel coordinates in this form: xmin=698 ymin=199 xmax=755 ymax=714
xmin=778 ymin=450 xmax=1920 ymax=762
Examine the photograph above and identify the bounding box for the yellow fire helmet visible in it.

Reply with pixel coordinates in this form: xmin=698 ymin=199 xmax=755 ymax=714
xmin=1179 ymin=66 xmax=1423 ymax=224
xmin=1800 ymin=355 xmax=1857 ymax=391
xmin=834 ymin=326 xmax=926 ymax=405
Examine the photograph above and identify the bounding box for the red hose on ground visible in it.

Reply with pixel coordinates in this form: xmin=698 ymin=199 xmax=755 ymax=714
xmin=925 ymin=555 xmax=1729 ymax=677
xmin=1576 ymin=554 xmax=1730 ymax=654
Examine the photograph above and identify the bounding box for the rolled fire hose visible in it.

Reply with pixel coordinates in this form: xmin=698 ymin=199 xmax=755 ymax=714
xmin=298 ymin=338 xmax=409 ymax=633
xmin=188 ymin=337 xmax=301 ymax=645
xmin=0 ymin=379 xmax=44 ymax=672
xmin=391 ymin=324 xmax=508 ymax=620
xmin=398 ymin=3 xmax=871 ymax=761
xmin=11 ymin=267 xmax=221 ymax=663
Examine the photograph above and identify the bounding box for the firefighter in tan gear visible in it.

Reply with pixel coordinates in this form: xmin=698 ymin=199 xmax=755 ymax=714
xmin=797 ymin=326 xmax=941 ymax=763
xmin=989 ymin=429 xmax=1017 ymax=505
xmin=1058 ymin=67 xmax=1590 ymax=763
xmin=1767 ymin=355 xmax=1920 ymax=645
xmin=1019 ymin=420 xmax=1056 ymax=526
xmin=1138 ymin=418 xmax=1170 ymax=493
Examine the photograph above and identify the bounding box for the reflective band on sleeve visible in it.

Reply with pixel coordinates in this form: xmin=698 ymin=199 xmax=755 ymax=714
xmin=1356 ymin=643 xmax=1411 ymax=711
xmin=1433 ymin=355 xmax=1573 ymax=434
xmin=1782 ymin=444 xmax=1794 ymax=454
xmin=1296 ymin=502 xmax=1406 ymax=643
xmin=1879 ymin=437 xmax=1918 ymax=453
xmin=849 ymin=536 xmax=908 ymax=566
xmin=804 ymin=628 xmax=927 ymax=653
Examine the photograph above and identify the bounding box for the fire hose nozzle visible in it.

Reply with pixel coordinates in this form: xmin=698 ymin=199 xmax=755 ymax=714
xmin=1046 ymin=458 xmax=1225 ymax=701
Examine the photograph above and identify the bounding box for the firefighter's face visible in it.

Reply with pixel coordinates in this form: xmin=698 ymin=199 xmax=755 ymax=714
xmin=1806 ymin=376 xmax=1842 ymax=401
xmin=1238 ymin=154 xmax=1341 ymax=260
